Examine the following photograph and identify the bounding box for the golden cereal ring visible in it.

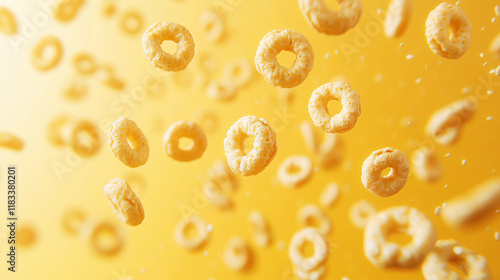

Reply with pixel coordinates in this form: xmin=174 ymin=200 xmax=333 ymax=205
xmin=278 ymin=155 xmax=313 ymax=188
xmin=206 ymin=159 xmax=237 ymax=191
xmin=0 ymin=132 xmax=24 ymax=151
xmin=193 ymin=108 xmax=218 ymax=133
xmin=289 ymin=227 xmax=328 ymax=272
xmin=255 ymin=29 xmax=314 ymax=88
xmin=248 ymin=211 xmax=271 ymax=247
xmin=425 ymin=2 xmax=472 ymax=59
xmin=72 ymin=53 xmax=98 ymax=75
xmin=163 ymin=121 xmax=207 ymax=162
xmin=54 ymin=0 xmax=85 ymax=23
xmin=489 ymin=33 xmax=500 ymax=58
xmin=206 ymin=78 xmax=237 ymax=101
xmin=299 ymin=121 xmax=342 ymax=167
xmin=199 ymin=10 xmax=224 ymax=42
xmin=174 ymin=215 xmax=209 ymax=250
xmin=223 ymin=237 xmax=250 ymax=270
xmin=364 ymin=206 xmax=437 ymax=268
xmin=297 ymin=204 xmax=331 ymax=236
xmin=349 ymin=200 xmax=377 ymax=229
xmin=121 ymin=11 xmax=143 ymax=34
xmin=142 ymin=22 xmax=195 ymax=72
xmin=422 ymin=240 xmax=491 ymax=280
xmin=62 ymin=208 xmax=87 ymax=235
xmin=298 ymin=0 xmax=363 ymax=35
xmin=308 ymin=82 xmax=361 ymax=134
xmin=108 ymin=117 xmax=149 ymax=168
xmin=62 ymin=76 xmax=87 ymax=100
xmin=31 ymin=36 xmax=63 ymax=71
xmin=103 ymin=178 xmax=145 ymax=226
xmin=223 ymin=115 xmax=277 ymax=176
xmin=61 ymin=119 xmax=101 ymax=157
xmin=0 ymin=7 xmax=17 ymax=35
xmin=88 ymin=221 xmax=124 ymax=256
xmin=222 ymin=57 xmax=252 ymax=88
xmin=47 ymin=114 xmax=71 ymax=146
xmin=97 ymin=64 xmax=125 ymax=90
xmin=361 ymin=147 xmax=409 ymax=197
xmin=319 ymin=182 xmax=340 ymax=207
xmin=384 ymin=0 xmax=413 ymax=38
xmin=203 ymin=181 xmax=232 ymax=208
xmin=426 ymin=98 xmax=475 ymax=146
xmin=412 ymin=147 xmax=442 ymax=182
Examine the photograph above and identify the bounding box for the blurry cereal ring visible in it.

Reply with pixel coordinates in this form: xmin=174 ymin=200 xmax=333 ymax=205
xmin=62 ymin=208 xmax=87 ymax=234
xmin=97 ymin=64 xmax=125 ymax=90
xmin=31 ymin=36 xmax=63 ymax=71
xmin=203 ymin=181 xmax=232 ymax=208
xmin=174 ymin=215 xmax=209 ymax=250
xmin=361 ymin=147 xmax=409 ymax=197
xmin=317 ymin=133 xmax=342 ymax=168
xmin=206 ymin=78 xmax=237 ymax=100
xmin=489 ymin=33 xmax=500 ymax=58
xmin=298 ymin=0 xmax=363 ymax=35
xmin=142 ymin=22 xmax=195 ymax=72
xmin=349 ymin=200 xmax=376 ymax=229
xmin=62 ymin=119 xmax=101 ymax=157
xmin=199 ymin=10 xmax=224 ymax=42
xmin=103 ymin=178 xmax=145 ymax=226
xmin=255 ymin=29 xmax=314 ymax=88
xmin=62 ymin=76 xmax=87 ymax=100
xmin=101 ymin=0 xmax=115 ymax=17
xmin=364 ymin=206 xmax=437 ymax=268
xmin=47 ymin=114 xmax=71 ymax=146
xmin=425 ymin=2 xmax=472 ymax=59
xmin=222 ymin=58 xmax=252 ymax=88
xmin=223 ymin=237 xmax=250 ymax=270
xmin=72 ymin=53 xmax=98 ymax=75
xmin=297 ymin=204 xmax=331 ymax=236
xmin=0 ymin=132 xmax=24 ymax=151
xmin=384 ymin=0 xmax=413 ymax=38
xmin=108 ymin=117 xmax=149 ymax=167
xmin=193 ymin=108 xmax=218 ymax=133
xmin=89 ymin=221 xmax=124 ymax=255
xmin=206 ymin=159 xmax=237 ymax=191
xmin=54 ymin=0 xmax=85 ymax=23
xmin=319 ymin=182 xmax=340 ymax=208
xmin=422 ymin=240 xmax=491 ymax=280
xmin=223 ymin=116 xmax=277 ymax=176
xmin=163 ymin=121 xmax=207 ymax=162
xmin=121 ymin=11 xmax=143 ymax=34
xmin=308 ymin=82 xmax=361 ymax=134
xmin=293 ymin=265 xmax=326 ymax=280
xmin=289 ymin=227 xmax=328 ymax=272
xmin=0 ymin=7 xmax=17 ymax=35
xmin=248 ymin=211 xmax=271 ymax=247
xmin=300 ymin=121 xmax=319 ymax=153
xmin=17 ymin=224 xmax=36 ymax=247
xmin=278 ymin=155 xmax=313 ymax=188
xmin=412 ymin=147 xmax=442 ymax=182
xmin=197 ymin=51 xmax=218 ymax=74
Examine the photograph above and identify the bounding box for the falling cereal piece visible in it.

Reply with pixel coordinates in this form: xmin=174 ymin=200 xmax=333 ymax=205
xmin=435 ymin=206 xmax=442 ymax=216
xmin=495 ymin=232 xmax=499 ymax=241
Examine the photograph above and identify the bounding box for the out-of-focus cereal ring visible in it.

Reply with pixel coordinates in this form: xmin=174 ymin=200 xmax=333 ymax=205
xmin=298 ymin=0 xmax=362 ymax=35
xmin=223 ymin=237 xmax=250 ymax=270
xmin=206 ymin=159 xmax=237 ymax=191
xmin=62 ymin=76 xmax=88 ymax=100
xmin=426 ymin=98 xmax=475 ymax=146
xmin=364 ymin=206 xmax=437 ymax=268
xmin=289 ymin=227 xmax=328 ymax=272
xmin=255 ymin=29 xmax=314 ymax=88
xmin=199 ymin=10 xmax=224 ymax=42
xmin=425 ymin=2 xmax=472 ymax=59
xmin=223 ymin=58 xmax=252 ymax=88
xmin=47 ymin=115 xmax=71 ymax=146
xmin=224 ymin=116 xmax=277 ymax=176
xmin=193 ymin=108 xmax=218 ymax=133
xmin=361 ymin=147 xmax=409 ymax=197
xmin=62 ymin=119 xmax=101 ymax=157
xmin=0 ymin=7 xmax=17 ymax=35
xmin=293 ymin=265 xmax=326 ymax=280
xmin=174 ymin=215 xmax=209 ymax=250
xmin=278 ymin=155 xmax=313 ymax=188
xmin=300 ymin=121 xmax=343 ymax=168
xmin=62 ymin=208 xmax=87 ymax=234
xmin=206 ymin=78 xmax=237 ymax=101
xmin=384 ymin=0 xmax=413 ymax=38
xmin=412 ymin=147 xmax=442 ymax=182
xmin=72 ymin=53 xmax=98 ymax=75
xmin=163 ymin=121 xmax=207 ymax=162
xmin=297 ymin=204 xmax=331 ymax=236
xmin=88 ymin=221 xmax=124 ymax=255
xmin=31 ymin=36 xmax=63 ymax=71
xmin=54 ymin=0 xmax=85 ymax=23
xmin=108 ymin=117 xmax=149 ymax=168
xmin=17 ymin=225 xmax=36 ymax=247
xmin=248 ymin=211 xmax=271 ymax=247
xmin=121 ymin=11 xmax=143 ymax=34
xmin=308 ymin=82 xmax=361 ymax=134
xmin=319 ymin=182 xmax=340 ymax=207
xmin=203 ymin=181 xmax=232 ymax=208
xmin=422 ymin=239 xmax=491 ymax=280
xmin=103 ymin=178 xmax=145 ymax=226
xmin=349 ymin=200 xmax=377 ymax=229
xmin=142 ymin=22 xmax=195 ymax=72
xmin=0 ymin=132 xmax=24 ymax=151
xmin=97 ymin=64 xmax=125 ymax=90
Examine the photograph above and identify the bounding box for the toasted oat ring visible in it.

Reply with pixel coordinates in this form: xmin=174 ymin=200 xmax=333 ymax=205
xmin=298 ymin=0 xmax=363 ymax=35
xmin=207 ymin=159 xmax=237 ymax=191
xmin=206 ymin=78 xmax=237 ymax=101
xmin=223 ymin=115 xmax=277 ymax=176
xmin=223 ymin=237 xmax=250 ymax=270
xmin=289 ymin=227 xmax=328 ymax=272
xmin=223 ymin=58 xmax=252 ymax=88
xmin=142 ymin=22 xmax=195 ymax=72
xmin=0 ymin=7 xmax=17 ymax=35
xmin=72 ymin=53 xmax=98 ymax=74
xmin=54 ymin=0 xmax=85 ymax=23
xmin=425 ymin=2 xmax=472 ymax=59
xmin=174 ymin=215 xmax=209 ymax=250
xmin=163 ymin=121 xmax=207 ymax=162
xmin=248 ymin=211 xmax=271 ymax=247
xmin=89 ymin=221 xmax=124 ymax=255
xmin=412 ymin=147 xmax=442 ymax=182
xmin=62 ymin=208 xmax=87 ymax=234
xmin=0 ymin=132 xmax=24 ymax=151
xmin=255 ymin=29 xmax=314 ymax=88
xmin=203 ymin=181 xmax=232 ymax=208
xmin=278 ymin=155 xmax=313 ymax=188
xmin=308 ymin=82 xmax=361 ymax=134
xmin=199 ymin=10 xmax=224 ymax=42
xmin=349 ymin=200 xmax=377 ymax=229
xmin=384 ymin=0 xmax=413 ymax=38
xmin=104 ymin=178 xmax=145 ymax=226
xmin=108 ymin=117 xmax=149 ymax=168
xmin=422 ymin=240 xmax=491 ymax=280
xmin=62 ymin=119 xmax=101 ymax=157
xmin=364 ymin=206 xmax=437 ymax=268
xmin=31 ymin=36 xmax=63 ymax=71
xmin=361 ymin=147 xmax=409 ymax=197
xmin=297 ymin=204 xmax=331 ymax=236
xmin=121 ymin=11 xmax=143 ymax=34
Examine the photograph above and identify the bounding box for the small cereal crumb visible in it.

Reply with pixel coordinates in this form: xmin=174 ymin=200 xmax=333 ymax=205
xmin=406 ymin=54 xmax=414 ymax=59
xmin=487 ymin=90 xmax=494 ymax=95
xmin=207 ymin=224 xmax=213 ymax=232
xmin=444 ymin=184 xmax=449 ymax=189
xmin=492 ymin=17 xmax=496 ymax=23
xmin=495 ymin=232 xmax=499 ymax=240
xmin=399 ymin=42 xmax=405 ymax=48
xmin=480 ymin=52 xmax=485 ymax=58
xmin=486 ymin=227 xmax=491 ymax=231
xmin=374 ymin=74 xmax=383 ymax=82
xmin=435 ymin=206 xmax=442 ymax=216
xmin=141 ymin=267 xmax=146 ymax=274
xmin=325 ymin=53 xmax=330 ymax=59
xmin=416 ymin=78 xmax=422 ymax=84
xmin=443 ymin=202 xmax=447 ymax=208
xmin=453 ymin=246 xmax=463 ymax=255
xmin=496 ymin=66 xmax=500 ymax=76
xmin=276 ymin=240 xmax=286 ymax=250
xmin=462 ymin=159 xmax=466 ymax=165
xmin=411 ymin=198 xmax=415 ymax=203
xmin=487 ymin=116 xmax=493 ymax=121
xmin=496 ymin=6 xmax=500 ymax=17
xmin=496 ymin=210 xmax=500 ymax=213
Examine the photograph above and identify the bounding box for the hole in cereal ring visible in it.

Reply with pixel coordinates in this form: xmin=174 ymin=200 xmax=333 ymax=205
xmin=387 ymin=230 xmax=412 ymax=246
xmin=299 ymin=240 xmax=316 ymax=258
xmin=161 ymin=40 xmax=178 ymax=55
xmin=276 ymin=50 xmax=296 ymax=69
xmin=179 ymin=137 xmax=194 ymax=150
xmin=327 ymin=99 xmax=343 ymax=116
xmin=243 ymin=136 xmax=255 ymax=156
xmin=183 ymin=222 xmax=200 ymax=240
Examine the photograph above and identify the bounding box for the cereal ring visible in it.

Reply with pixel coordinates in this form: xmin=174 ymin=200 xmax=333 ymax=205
xmin=297 ymin=204 xmax=331 ymax=236
xmin=121 ymin=11 xmax=143 ymax=34
xmin=361 ymin=147 xmax=409 ymax=197
xmin=206 ymin=78 xmax=237 ymax=100
xmin=278 ymin=155 xmax=313 ymax=188
xmin=319 ymin=182 xmax=340 ymax=208
xmin=31 ymin=36 xmax=63 ymax=71
xmin=17 ymin=225 xmax=36 ymax=247
xmin=364 ymin=206 xmax=437 ymax=268
xmin=54 ymin=0 xmax=85 ymax=23
xmin=72 ymin=53 xmax=98 ymax=75
xmin=88 ymin=221 xmax=124 ymax=255
xmin=255 ymin=29 xmax=314 ymax=88
xmin=293 ymin=265 xmax=326 ymax=280
xmin=349 ymin=200 xmax=377 ymax=229
xmin=62 ymin=76 xmax=87 ymax=100
xmin=308 ymin=82 xmax=361 ymax=134
xmin=193 ymin=108 xmax=218 ymax=133
xmin=103 ymin=178 xmax=145 ymax=226
xmin=384 ymin=0 xmax=413 ymax=38
xmin=426 ymin=98 xmax=475 ymax=146
xmin=207 ymin=159 xmax=237 ymax=191
xmin=108 ymin=117 xmax=149 ymax=167
xmin=163 ymin=121 xmax=207 ymax=162
xmin=422 ymin=240 xmax=491 ymax=280
xmin=47 ymin=114 xmax=71 ymax=146
xmin=412 ymin=147 xmax=442 ymax=182
xmin=0 ymin=132 xmax=24 ymax=151
xmin=289 ymin=227 xmax=328 ymax=272
xmin=222 ymin=58 xmax=252 ymax=88
xmin=62 ymin=208 xmax=87 ymax=235
xmin=61 ymin=119 xmax=101 ymax=157
xmin=224 ymin=116 xmax=277 ymax=176
xmin=174 ymin=215 xmax=209 ymax=250
xmin=199 ymin=10 xmax=224 ymax=42
xmin=0 ymin=7 xmax=17 ymax=35
xmin=97 ymin=64 xmax=125 ymax=90
xmin=248 ymin=211 xmax=271 ymax=247
xmin=203 ymin=181 xmax=232 ymax=208
xmin=425 ymin=2 xmax=472 ymax=59
xmin=142 ymin=22 xmax=195 ymax=72
xmin=223 ymin=237 xmax=250 ymax=270
xmin=298 ymin=0 xmax=362 ymax=35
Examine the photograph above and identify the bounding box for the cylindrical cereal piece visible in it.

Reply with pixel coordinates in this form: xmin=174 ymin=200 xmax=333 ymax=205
xmin=0 ymin=7 xmax=17 ymax=35
xmin=108 ymin=117 xmax=149 ymax=167
xmin=297 ymin=204 xmax=331 ymax=236
xmin=174 ymin=215 xmax=210 ymax=250
xmin=163 ymin=121 xmax=207 ymax=162
xmin=349 ymin=200 xmax=377 ymax=229
xmin=31 ymin=36 xmax=63 ymax=71
xmin=412 ymin=147 xmax=442 ymax=182
xmin=223 ymin=237 xmax=250 ymax=270
xmin=289 ymin=227 xmax=328 ymax=272
xmin=278 ymin=155 xmax=313 ymax=188
xmin=319 ymin=182 xmax=340 ymax=208
xmin=103 ymin=178 xmax=145 ymax=226
xmin=384 ymin=0 xmax=413 ymax=38
xmin=248 ymin=211 xmax=271 ymax=247
xmin=0 ymin=132 xmax=24 ymax=151
xmin=298 ymin=0 xmax=363 ymax=35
